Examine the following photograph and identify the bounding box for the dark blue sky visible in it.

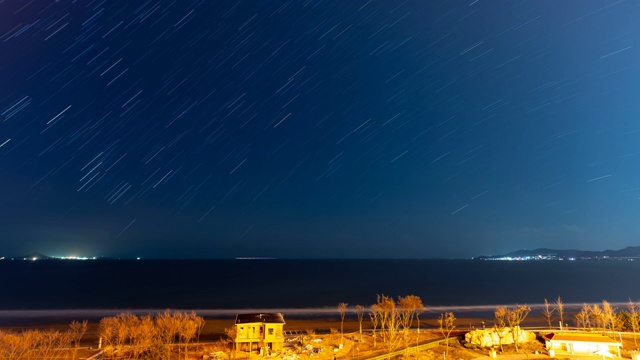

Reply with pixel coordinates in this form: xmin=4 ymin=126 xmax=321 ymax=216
xmin=1 ymin=1 xmax=639 ymax=258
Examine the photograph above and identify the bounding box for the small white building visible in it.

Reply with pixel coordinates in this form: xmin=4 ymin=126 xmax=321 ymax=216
xmin=542 ymin=332 xmax=621 ymax=357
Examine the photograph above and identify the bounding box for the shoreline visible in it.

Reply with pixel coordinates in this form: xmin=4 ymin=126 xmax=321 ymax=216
xmin=0 ymin=301 xmax=613 ymax=316
xmin=0 ymin=301 xmax=614 ymax=325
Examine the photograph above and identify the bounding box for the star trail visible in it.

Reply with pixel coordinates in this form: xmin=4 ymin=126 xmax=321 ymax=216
xmin=1 ymin=1 xmax=639 ymax=258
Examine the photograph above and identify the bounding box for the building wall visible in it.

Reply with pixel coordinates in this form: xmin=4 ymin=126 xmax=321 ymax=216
xmin=264 ymin=324 xmax=284 ymax=342
xmin=236 ymin=323 xmax=263 ymax=341
xmin=235 ymin=323 xmax=285 ymax=353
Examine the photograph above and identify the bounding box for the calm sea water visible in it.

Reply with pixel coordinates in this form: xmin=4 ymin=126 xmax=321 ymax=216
xmin=1 ymin=259 xmax=639 ymax=312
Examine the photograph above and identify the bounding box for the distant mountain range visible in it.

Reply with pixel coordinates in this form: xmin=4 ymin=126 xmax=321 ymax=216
xmin=476 ymin=245 xmax=640 ymax=260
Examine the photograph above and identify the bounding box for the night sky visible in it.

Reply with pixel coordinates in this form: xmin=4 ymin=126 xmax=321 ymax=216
xmin=1 ymin=1 xmax=639 ymax=259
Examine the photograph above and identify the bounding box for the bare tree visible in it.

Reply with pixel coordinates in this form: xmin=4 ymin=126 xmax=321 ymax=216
xmin=9 ymin=329 xmax=57 ymax=360
xmin=223 ymin=327 xmax=237 ymax=360
xmin=68 ymin=320 xmax=88 ymax=360
xmin=134 ymin=315 xmax=157 ymax=360
xmin=438 ymin=312 xmax=456 ymax=357
xmin=369 ymin=304 xmax=381 ymax=348
xmin=114 ymin=313 xmax=135 ymax=351
xmin=98 ymin=316 xmax=118 ymax=358
xmin=338 ymin=302 xmax=348 ymax=345
xmin=374 ymin=295 xmax=402 ymax=356
xmin=173 ymin=312 xmax=185 ymax=359
xmin=602 ymin=300 xmax=619 ymax=337
xmin=555 ymin=296 xmax=565 ymax=329
xmin=542 ymin=299 xmax=554 ymax=330
xmin=629 ymin=299 xmax=639 ymax=348
xmin=494 ymin=306 xmax=508 ymax=353
xmin=355 ymin=305 xmax=365 ymax=342
xmin=127 ymin=315 xmax=143 ymax=359
xmin=25 ymin=330 xmax=42 ymax=360
xmin=0 ymin=330 xmax=39 ymax=360
xmin=88 ymin=311 xmax=206 ymax=360
xmin=156 ymin=310 xmax=180 ymax=358
xmin=575 ymin=304 xmax=591 ymax=330
xmin=36 ymin=329 xmax=71 ymax=360
xmin=194 ymin=313 xmax=206 ymax=352
xmin=415 ymin=299 xmax=425 ymax=335
xmin=591 ymin=304 xmax=604 ymax=331
xmin=506 ymin=304 xmax=530 ymax=352
xmin=398 ymin=295 xmax=424 ymax=348
xmin=177 ymin=312 xmax=201 ymax=359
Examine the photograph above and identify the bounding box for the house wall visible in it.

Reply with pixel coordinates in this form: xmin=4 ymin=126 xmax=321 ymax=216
xmin=235 ymin=323 xmax=285 ymax=353
xmin=572 ymin=342 xmax=599 ymax=353
xmin=264 ymin=324 xmax=284 ymax=341
xmin=236 ymin=323 xmax=263 ymax=341
xmin=265 ymin=324 xmax=284 ymax=352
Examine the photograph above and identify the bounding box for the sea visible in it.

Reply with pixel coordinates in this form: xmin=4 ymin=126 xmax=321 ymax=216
xmin=1 ymin=259 xmax=639 ymax=325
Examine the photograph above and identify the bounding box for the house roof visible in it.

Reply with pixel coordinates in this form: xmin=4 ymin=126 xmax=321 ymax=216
xmin=543 ymin=332 xmax=621 ymax=346
xmin=235 ymin=313 xmax=285 ymax=324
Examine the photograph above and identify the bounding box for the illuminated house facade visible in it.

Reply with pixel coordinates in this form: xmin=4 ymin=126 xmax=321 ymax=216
xmin=235 ymin=313 xmax=285 ymax=354
xmin=543 ymin=333 xmax=621 ymax=357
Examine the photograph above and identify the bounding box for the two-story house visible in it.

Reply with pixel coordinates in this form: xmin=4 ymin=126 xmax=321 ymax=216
xmin=235 ymin=313 xmax=286 ymax=354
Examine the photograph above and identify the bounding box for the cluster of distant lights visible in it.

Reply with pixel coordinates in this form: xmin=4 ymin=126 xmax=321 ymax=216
xmin=483 ymin=255 xmax=635 ymax=261
xmin=0 ymin=256 xmax=99 ymax=261
xmin=55 ymin=256 xmax=97 ymax=260
xmin=484 ymin=255 xmax=578 ymax=261
xmin=0 ymin=256 xmax=142 ymax=260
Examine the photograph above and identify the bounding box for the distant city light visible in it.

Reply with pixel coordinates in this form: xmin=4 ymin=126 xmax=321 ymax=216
xmin=57 ymin=256 xmax=96 ymax=260
xmin=479 ymin=255 xmax=633 ymax=261
xmin=18 ymin=255 xmax=99 ymax=261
